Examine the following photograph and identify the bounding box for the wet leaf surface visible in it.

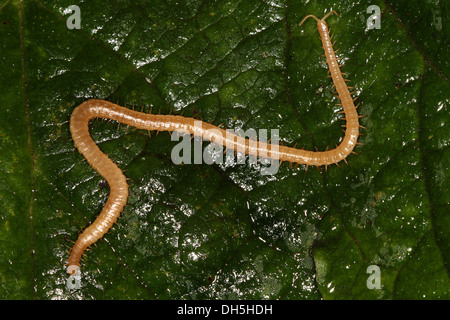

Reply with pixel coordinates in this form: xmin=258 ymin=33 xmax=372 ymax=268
xmin=0 ymin=0 xmax=448 ymax=299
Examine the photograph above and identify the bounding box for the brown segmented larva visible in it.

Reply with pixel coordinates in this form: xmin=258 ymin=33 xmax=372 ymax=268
xmin=66 ymin=11 xmax=362 ymax=275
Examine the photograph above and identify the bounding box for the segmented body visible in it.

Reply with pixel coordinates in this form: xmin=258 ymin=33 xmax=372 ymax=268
xmin=67 ymin=11 xmax=361 ymax=275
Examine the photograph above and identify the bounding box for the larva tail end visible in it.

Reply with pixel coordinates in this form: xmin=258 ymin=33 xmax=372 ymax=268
xmin=67 ymin=265 xmax=80 ymax=276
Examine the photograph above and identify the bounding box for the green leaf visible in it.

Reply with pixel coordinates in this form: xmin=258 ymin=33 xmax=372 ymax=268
xmin=0 ymin=0 xmax=448 ymax=299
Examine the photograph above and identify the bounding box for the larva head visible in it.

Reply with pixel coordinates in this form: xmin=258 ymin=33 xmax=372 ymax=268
xmin=298 ymin=14 xmax=321 ymax=27
xmin=67 ymin=264 xmax=80 ymax=276
xmin=298 ymin=11 xmax=338 ymax=28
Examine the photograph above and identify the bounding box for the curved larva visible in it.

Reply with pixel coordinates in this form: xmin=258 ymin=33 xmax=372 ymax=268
xmin=66 ymin=11 xmax=361 ymax=275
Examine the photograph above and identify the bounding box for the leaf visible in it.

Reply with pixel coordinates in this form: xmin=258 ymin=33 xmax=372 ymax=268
xmin=0 ymin=0 xmax=448 ymax=299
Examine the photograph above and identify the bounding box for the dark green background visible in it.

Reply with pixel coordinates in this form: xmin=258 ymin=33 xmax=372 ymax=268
xmin=0 ymin=0 xmax=448 ymax=299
